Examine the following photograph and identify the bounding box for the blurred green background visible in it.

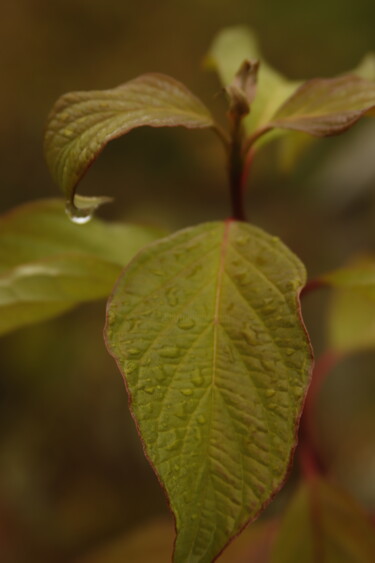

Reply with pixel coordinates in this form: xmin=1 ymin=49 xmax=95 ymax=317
xmin=1 ymin=0 xmax=375 ymax=561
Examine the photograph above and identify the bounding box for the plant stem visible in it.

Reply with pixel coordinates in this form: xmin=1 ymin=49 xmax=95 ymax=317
xmin=228 ymin=118 xmax=246 ymax=221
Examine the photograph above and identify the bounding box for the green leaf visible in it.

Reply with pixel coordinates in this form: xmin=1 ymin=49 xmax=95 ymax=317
xmin=269 ymin=75 xmax=375 ymax=136
xmin=320 ymin=258 xmax=375 ymax=354
xmin=105 ymin=221 xmax=312 ymax=563
xmin=0 ymin=199 xmax=161 ymax=334
xmin=271 ymin=478 xmax=375 ymax=563
xmin=206 ymin=26 xmax=300 ymax=136
xmin=44 ymin=74 xmax=215 ymax=215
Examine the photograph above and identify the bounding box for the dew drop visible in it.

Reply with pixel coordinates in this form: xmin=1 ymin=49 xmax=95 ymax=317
xmin=177 ymin=317 xmax=196 ymax=330
xmin=261 ymin=359 xmax=275 ymax=371
xmin=166 ymin=287 xmax=179 ymax=307
xmin=65 ymin=201 xmax=92 ymax=225
xmin=160 ymin=346 xmax=179 ymax=358
xmin=124 ymin=360 xmax=137 ymax=374
xmin=191 ymin=368 xmax=204 ymax=387
xmin=166 ymin=439 xmax=179 ymax=451
xmin=242 ymin=328 xmax=257 ymax=345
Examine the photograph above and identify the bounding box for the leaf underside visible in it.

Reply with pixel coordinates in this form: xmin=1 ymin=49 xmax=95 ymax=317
xmin=105 ymin=221 xmax=312 ymax=563
xmin=44 ymin=73 xmax=214 ymax=207
xmin=0 ymin=199 xmax=161 ymax=334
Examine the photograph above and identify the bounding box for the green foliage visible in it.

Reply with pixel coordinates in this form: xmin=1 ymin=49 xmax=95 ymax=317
xmin=2 ymin=24 xmax=375 ymax=563
xmin=105 ymin=221 xmax=311 ymax=562
xmin=0 ymin=199 xmax=161 ymax=334
xmin=44 ymin=74 xmax=215 ymax=220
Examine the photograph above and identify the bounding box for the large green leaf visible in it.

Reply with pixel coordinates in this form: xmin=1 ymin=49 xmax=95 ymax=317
xmin=44 ymin=74 xmax=215 ymax=219
xmin=270 ymin=75 xmax=375 ymax=136
xmin=271 ymin=478 xmax=375 ymax=562
xmin=320 ymin=259 xmax=375 ymax=354
xmin=105 ymin=221 xmax=312 ymax=562
xmin=206 ymin=26 xmax=300 ymax=135
xmin=0 ymin=199 xmax=161 ymax=334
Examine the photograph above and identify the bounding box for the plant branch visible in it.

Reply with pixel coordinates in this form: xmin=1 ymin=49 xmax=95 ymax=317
xmin=228 ymin=117 xmax=247 ymax=221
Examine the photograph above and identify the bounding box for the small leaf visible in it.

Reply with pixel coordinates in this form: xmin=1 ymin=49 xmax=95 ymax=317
xmin=105 ymin=221 xmax=312 ymax=563
xmin=271 ymin=478 xmax=375 ymax=562
xmin=0 ymin=199 xmax=162 ymax=334
xmin=206 ymin=26 xmax=300 ymax=135
xmin=225 ymin=60 xmax=259 ymax=118
xmin=44 ymin=74 xmax=215 ymax=211
xmin=270 ymin=75 xmax=375 ymax=136
xmin=320 ymin=258 xmax=375 ymax=354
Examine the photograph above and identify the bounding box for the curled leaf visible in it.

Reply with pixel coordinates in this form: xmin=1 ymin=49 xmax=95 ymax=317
xmin=44 ymin=74 xmax=215 ymax=213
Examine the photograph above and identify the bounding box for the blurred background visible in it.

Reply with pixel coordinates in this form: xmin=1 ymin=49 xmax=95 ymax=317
xmin=1 ymin=0 xmax=375 ymax=561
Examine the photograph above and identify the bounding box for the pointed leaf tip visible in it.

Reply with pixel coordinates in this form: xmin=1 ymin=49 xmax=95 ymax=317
xmin=105 ymin=221 xmax=312 ymax=562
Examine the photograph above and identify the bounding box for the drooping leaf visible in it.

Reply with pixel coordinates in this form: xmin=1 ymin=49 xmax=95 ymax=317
xmin=271 ymin=477 xmax=375 ymax=563
xmin=319 ymin=258 xmax=375 ymax=354
xmin=269 ymin=75 xmax=375 ymax=136
xmin=206 ymin=26 xmax=300 ymax=135
xmin=105 ymin=220 xmax=312 ymax=563
xmin=44 ymin=74 xmax=215 ymax=216
xmin=0 ymin=199 xmax=162 ymax=334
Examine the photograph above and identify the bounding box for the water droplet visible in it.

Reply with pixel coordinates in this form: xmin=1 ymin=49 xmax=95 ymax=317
xmin=128 ymin=347 xmax=141 ymax=357
xmin=166 ymin=287 xmax=179 ymax=307
xmin=242 ymin=328 xmax=257 ymax=345
xmin=124 ymin=360 xmax=137 ymax=374
xmin=261 ymin=359 xmax=275 ymax=371
xmin=65 ymin=201 xmax=92 ymax=225
xmin=166 ymin=431 xmax=180 ymax=451
xmin=191 ymin=368 xmax=204 ymax=387
xmin=197 ymin=415 xmax=206 ymax=424
xmin=160 ymin=346 xmax=179 ymax=358
xmin=174 ymin=403 xmax=187 ymax=419
xmin=236 ymin=236 xmax=249 ymax=246
xmin=265 ymin=389 xmax=276 ymax=398
xmin=177 ymin=317 xmax=196 ymax=330
xmin=181 ymin=388 xmax=193 ymax=396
